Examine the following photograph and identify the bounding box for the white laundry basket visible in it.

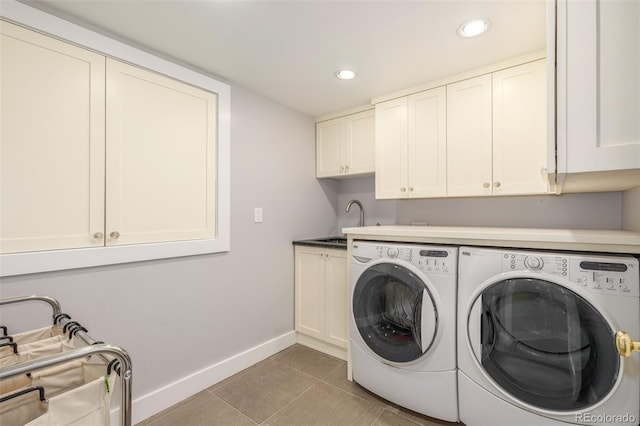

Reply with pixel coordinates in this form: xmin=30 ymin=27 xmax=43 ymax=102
xmin=0 ymin=295 xmax=132 ymax=426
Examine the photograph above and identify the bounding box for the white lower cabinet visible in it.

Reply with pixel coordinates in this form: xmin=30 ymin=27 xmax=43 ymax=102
xmin=294 ymin=245 xmax=348 ymax=359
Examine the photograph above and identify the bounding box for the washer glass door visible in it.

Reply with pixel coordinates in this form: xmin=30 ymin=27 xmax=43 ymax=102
xmin=470 ymin=277 xmax=619 ymax=411
xmin=353 ymin=262 xmax=437 ymax=363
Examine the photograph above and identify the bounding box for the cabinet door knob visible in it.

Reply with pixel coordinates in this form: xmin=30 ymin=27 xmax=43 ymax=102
xmin=494 ymin=181 xmax=501 ymax=188
xmin=109 ymin=231 xmax=120 ymax=240
xmin=482 ymin=182 xmax=490 ymax=188
xmin=408 ymin=187 xmax=414 ymax=192
xmin=339 ymin=166 xmax=344 ymax=173
xmin=400 ymin=187 xmax=406 ymax=192
xmin=92 ymin=232 xmax=104 ymax=241
xmin=344 ymin=165 xmax=349 ymax=173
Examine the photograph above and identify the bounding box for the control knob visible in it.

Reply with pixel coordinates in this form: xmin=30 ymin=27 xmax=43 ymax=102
xmin=387 ymin=247 xmax=399 ymax=258
xmin=524 ymin=256 xmax=543 ymax=270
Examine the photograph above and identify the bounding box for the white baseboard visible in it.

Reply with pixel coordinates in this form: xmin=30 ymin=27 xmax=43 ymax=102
xmin=296 ymin=333 xmax=347 ymax=361
xmin=111 ymin=330 xmax=297 ymax=425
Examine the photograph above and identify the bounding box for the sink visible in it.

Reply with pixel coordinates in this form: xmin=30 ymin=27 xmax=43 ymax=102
xmin=313 ymin=237 xmax=347 ymax=245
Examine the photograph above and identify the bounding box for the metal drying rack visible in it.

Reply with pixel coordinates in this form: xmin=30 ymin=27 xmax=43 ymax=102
xmin=0 ymin=295 xmax=132 ymax=426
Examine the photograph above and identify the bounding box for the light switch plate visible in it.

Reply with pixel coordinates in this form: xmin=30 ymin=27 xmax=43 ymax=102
xmin=254 ymin=207 xmax=263 ymax=223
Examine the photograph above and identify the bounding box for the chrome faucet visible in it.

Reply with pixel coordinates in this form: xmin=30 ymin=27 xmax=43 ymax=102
xmin=345 ymin=199 xmax=365 ymax=227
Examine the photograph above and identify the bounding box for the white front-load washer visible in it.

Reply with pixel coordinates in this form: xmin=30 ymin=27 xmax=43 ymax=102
xmin=350 ymin=241 xmax=458 ymax=422
xmin=457 ymin=246 xmax=640 ymax=426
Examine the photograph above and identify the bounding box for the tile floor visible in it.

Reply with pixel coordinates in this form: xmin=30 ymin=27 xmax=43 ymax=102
xmin=138 ymin=344 xmax=461 ymax=426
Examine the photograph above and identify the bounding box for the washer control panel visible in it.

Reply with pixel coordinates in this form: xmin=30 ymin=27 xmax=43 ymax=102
xmin=501 ymin=250 xmax=639 ymax=297
xmin=352 ymin=241 xmax=457 ymax=275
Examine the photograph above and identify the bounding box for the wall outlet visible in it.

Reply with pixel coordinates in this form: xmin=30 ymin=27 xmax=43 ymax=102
xmin=254 ymin=207 xmax=263 ymax=223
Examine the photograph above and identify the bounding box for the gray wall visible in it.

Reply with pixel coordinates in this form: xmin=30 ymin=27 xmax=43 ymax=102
xmin=337 ymin=176 xmax=625 ymax=231
xmin=0 ymin=84 xmax=338 ymax=398
xmin=622 ymin=187 xmax=640 ymax=231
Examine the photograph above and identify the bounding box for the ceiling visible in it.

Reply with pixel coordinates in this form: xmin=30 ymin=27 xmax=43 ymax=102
xmin=20 ymin=0 xmax=547 ymax=118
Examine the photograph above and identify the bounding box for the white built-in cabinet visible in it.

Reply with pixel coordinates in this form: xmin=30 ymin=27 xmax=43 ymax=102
xmin=0 ymin=21 xmax=217 ymax=254
xmin=1 ymin=22 xmax=106 ymax=254
xmin=294 ymin=245 xmax=348 ymax=359
xmin=106 ymin=59 xmax=216 ymax=246
xmin=447 ymin=60 xmax=548 ymax=197
xmin=374 ymin=57 xmax=548 ymax=199
xmin=375 ymin=87 xmax=447 ymax=199
xmin=316 ymin=108 xmax=375 ymax=178
xmin=555 ymin=0 xmax=640 ymax=192
xmin=446 ymin=75 xmax=493 ymax=197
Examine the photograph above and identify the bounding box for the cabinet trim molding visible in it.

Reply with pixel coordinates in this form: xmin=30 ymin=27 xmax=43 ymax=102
xmin=0 ymin=1 xmax=230 ymax=276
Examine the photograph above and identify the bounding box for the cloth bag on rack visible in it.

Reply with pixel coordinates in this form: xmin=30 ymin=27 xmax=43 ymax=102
xmin=9 ymin=326 xmax=64 ymax=345
xmin=27 ymin=370 xmax=116 ymax=426
xmin=0 ymin=339 xmax=77 ymax=369
xmin=0 ymin=326 xmax=65 ymax=359
xmin=0 ymin=359 xmax=115 ymax=426
xmin=0 ymin=387 xmax=49 ymax=426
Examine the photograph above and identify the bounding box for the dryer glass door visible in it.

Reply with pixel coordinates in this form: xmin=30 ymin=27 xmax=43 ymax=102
xmin=353 ymin=263 xmax=437 ymax=363
xmin=470 ymin=277 xmax=619 ymax=411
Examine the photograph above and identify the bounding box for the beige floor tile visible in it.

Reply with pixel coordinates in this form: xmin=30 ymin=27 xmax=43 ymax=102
xmin=212 ymin=359 xmax=317 ymax=424
xmin=272 ymin=344 xmax=345 ymax=379
xmin=372 ymin=410 xmax=423 ymax=426
xmin=322 ymin=363 xmax=392 ymax=408
xmin=322 ymin=364 xmax=459 ymax=426
xmin=141 ymin=391 xmax=255 ymax=426
xmin=264 ymin=382 xmax=384 ymax=426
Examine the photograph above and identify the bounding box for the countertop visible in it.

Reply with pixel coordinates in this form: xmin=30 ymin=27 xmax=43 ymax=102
xmin=293 ymin=236 xmax=347 ymax=250
xmin=341 ymin=226 xmax=640 ymax=254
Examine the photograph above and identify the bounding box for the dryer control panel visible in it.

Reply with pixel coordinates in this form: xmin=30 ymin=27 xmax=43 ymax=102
xmin=501 ymin=251 xmax=639 ymax=297
xmin=352 ymin=241 xmax=457 ymax=276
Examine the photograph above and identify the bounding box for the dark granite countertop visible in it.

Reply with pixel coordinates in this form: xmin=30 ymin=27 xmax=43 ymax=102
xmin=292 ymin=236 xmax=347 ymax=249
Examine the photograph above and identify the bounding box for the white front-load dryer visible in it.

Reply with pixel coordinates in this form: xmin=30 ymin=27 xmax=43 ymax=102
xmin=457 ymin=246 xmax=640 ymax=426
xmin=350 ymin=241 xmax=458 ymax=422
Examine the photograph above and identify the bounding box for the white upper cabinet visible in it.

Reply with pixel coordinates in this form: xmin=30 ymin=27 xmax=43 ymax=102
xmin=316 ymin=108 xmax=374 ymax=178
xmin=106 ymin=59 xmax=217 ymax=246
xmin=1 ymin=21 xmax=106 ymax=253
xmin=1 ymin=22 xmax=218 ymax=256
xmin=555 ymin=0 xmax=640 ymax=192
xmin=375 ymin=97 xmax=408 ymax=198
xmin=446 ymin=75 xmax=493 ymax=197
xmin=375 ymin=87 xmax=447 ymax=199
xmin=447 ymin=60 xmax=549 ymax=197
xmin=408 ymin=88 xmax=448 ymax=198
xmin=492 ymin=60 xmax=549 ymax=195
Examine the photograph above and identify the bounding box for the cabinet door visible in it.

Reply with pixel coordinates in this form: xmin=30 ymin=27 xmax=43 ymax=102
xmin=0 ymin=22 xmax=105 ymax=254
xmin=375 ymin=98 xmax=408 ymax=199
xmin=106 ymin=59 xmax=217 ymax=246
xmin=345 ymin=109 xmax=375 ymax=175
xmin=408 ymin=87 xmax=447 ymax=197
xmin=447 ymin=75 xmax=493 ymax=197
xmin=324 ymin=250 xmax=348 ymax=348
xmin=316 ymin=117 xmax=346 ymax=177
xmin=558 ymin=0 xmax=640 ymax=173
xmin=493 ymin=60 xmax=549 ymax=195
xmin=295 ymin=246 xmax=326 ymax=340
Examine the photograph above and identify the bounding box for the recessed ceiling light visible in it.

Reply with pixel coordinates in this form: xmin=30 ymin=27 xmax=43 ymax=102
xmin=335 ymin=69 xmax=356 ymax=80
xmin=458 ymin=19 xmax=489 ymax=38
